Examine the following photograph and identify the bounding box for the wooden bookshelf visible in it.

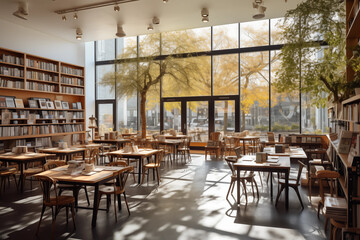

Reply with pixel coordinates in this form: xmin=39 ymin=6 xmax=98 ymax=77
xmin=0 ymin=47 xmax=86 ymax=150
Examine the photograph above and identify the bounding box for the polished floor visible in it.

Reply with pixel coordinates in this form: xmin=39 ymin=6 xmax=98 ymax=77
xmin=0 ymin=154 xmax=328 ymax=240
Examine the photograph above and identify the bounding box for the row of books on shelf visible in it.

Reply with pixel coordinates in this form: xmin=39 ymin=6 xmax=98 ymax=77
xmin=0 ymin=54 xmax=24 ymax=65
xmin=61 ymin=66 xmax=83 ymax=77
xmin=16 ymin=137 xmax=52 ymax=148
xmin=0 ymin=66 xmax=24 ymax=77
xmin=26 ymin=81 xmax=58 ymax=92
xmin=61 ymin=86 xmax=84 ymax=95
xmin=61 ymin=76 xmax=84 ymax=86
xmin=0 ymin=124 xmax=83 ymax=137
xmin=1 ymin=110 xmax=83 ymax=122
xmin=343 ymin=103 xmax=359 ymax=122
xmin=0 ymin=78 xmax=23 ymax=89
xmin=333 ymin=130 xmax=360 ymax=165
xmin=285 ymin=136 xmax=322 ymax=144
xmin=26 ymin=71 xmax=58 ymax=82
xmin=26 ymin=59 xmax=58 ymax=72
xmin=0 ymin=96 xmax=83 ymax=110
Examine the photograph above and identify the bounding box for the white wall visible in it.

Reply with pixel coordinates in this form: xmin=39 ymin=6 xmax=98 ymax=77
xmin=0 ymin=19 xmax=85 ymax=66
xmin=85 ymin=42 xmax=95 ymax=135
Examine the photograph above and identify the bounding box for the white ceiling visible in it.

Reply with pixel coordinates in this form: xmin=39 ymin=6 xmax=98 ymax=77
xmin=0 ymin=0 xmax=302 ymax=43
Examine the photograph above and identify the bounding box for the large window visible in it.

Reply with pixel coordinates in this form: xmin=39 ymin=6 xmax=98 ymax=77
xmin=94 ymin=18 xmax=328 ymax=135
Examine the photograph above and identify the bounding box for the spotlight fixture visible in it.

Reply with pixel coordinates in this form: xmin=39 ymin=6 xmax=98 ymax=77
xmin=13 ymin=1 xmax=29 ymax=20
xmin=62 ymin=15 xmax=67 ymax=21
xmin=201 ymin=8 xmax=209 ymax=22
xmin=252 ymin=0 xmax=266 ymax=19
xmin=147 ymin=24 xmax=154 ymax=31
xmin=76 ymin=28 xmax=82 ymax=40
xmin=163 ymin=0 xmax=168 ymax=3
xmin=116 ymin=25 xmax=126 ymax=37
xmin=73 ymin=12 xmax=78 ymax=20
xmin=152 ymin=16 xmax=160 ymax=25
xmin=114 ymin=4 xmax=120 ymax=11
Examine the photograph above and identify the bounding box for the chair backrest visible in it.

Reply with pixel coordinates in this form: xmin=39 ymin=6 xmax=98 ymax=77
xmin=107 ymin=160 xmax=128 ymax=167
xmin=316 ymin=170 xmax=340 ymax=202
xmin=267 ymin=132 xmax=275 ymax=142
xmin=37 ymin=175 xmax=58 ymax=204
xmin=296 ymin=161 xmax=306 ymax=185
xmin=234 ymin=146 xmax=242 ymax=158
xmin=186 ymin=136 xmax=192 ymax=148
xmin=225 ymin=158 xmax=236 ymax=176
xmin=117 ymin=166 xmax=134 ymax=190
xmin=210 ymin=132 xmax=222 ymax=141
xmin=44 ymin=161 xmax=65 ymax=170
xmin=155 ymin=150 xmax=164 ymax=166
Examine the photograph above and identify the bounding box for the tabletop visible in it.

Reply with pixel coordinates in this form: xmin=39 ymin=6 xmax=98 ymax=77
xmin=0 ymin=152 xmax=54 ymax=161
xmin=39 ymin=147 xmax=86 ymax=154
xmin=263 ymin=146 xmax=307 ymax=159
xmin=93 ymin=138 xmax=131 ymax=143
xmin=234 ymin=155 xmax=291 ymax=170
xmin=108 ymin=148 xmax=160 ymax=157
xmin=35 ymin=165 xmax=127 ymax=184
xmin=157 ymin=134 xmax=187 ymax=139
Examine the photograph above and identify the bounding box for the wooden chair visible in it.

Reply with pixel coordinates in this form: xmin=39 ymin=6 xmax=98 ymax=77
xmin=316 ymin=170 xmax=346 ymax=234
xmin=21 ymin=160 xmax=44 ymax=190
xmin=267 ymin=132 xmax=275 ymax=142
xmin=0 ymin=165 xmax=18 ymax=194
xmin=36 ymin=175 xmax=76 ymax=239
xmin=141 ymin=150 xmax=163 ymax=185
xmin=225 ymin=156 xmax=259 ymax=203
xmin=204 ymin=132 xmax=223 ymax=160
xmin=107 ymin=160 xmax=136 ymax=183
xmin=178 ymin=137 xmax=191 ymax=162
xmin=275 ymin=161 xmax=306 ymax=209
xmin=97 ymin=165 xmax=133 ymax=221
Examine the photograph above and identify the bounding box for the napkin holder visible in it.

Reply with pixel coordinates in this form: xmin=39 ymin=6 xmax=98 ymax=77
xmin=256 ymin=152 xmax=267 ymax=163
xmin=67 ymin=160 xmax=85 ymax=175
xmin=275 ymin=144 xmax=285 ymax=153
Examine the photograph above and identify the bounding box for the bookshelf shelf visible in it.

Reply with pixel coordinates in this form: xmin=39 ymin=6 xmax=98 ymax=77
xmin=0 ymin=47 xmax=86 ymax=149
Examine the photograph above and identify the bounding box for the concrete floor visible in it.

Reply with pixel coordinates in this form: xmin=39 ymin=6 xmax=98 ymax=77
xmin=0 ymin=154 xmax=328 ymax=240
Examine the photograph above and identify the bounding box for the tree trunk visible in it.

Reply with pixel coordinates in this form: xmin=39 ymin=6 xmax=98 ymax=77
xmin=140 ymin=92 xmax=147 ymax=139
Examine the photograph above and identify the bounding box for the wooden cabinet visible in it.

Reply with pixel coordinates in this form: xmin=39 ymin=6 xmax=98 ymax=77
xmin=0 ymin=47 xmax=85 ymax=151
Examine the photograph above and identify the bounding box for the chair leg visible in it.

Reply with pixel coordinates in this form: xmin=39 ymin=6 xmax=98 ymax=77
xmin=156 ymin=168 xmax=160 ymax=185
xmin=70 ymin=204 xmax=76 ymax=230
xmin=294 ymin=187 xmax=304 ymax=209
xmin=226 ymin=180 xmax=234 ymax=200
xmin=253 ymin=179 xmax=259 ymax=199
xmin=36 ymin=205 xmax=46 ymax=236
xmin=66 ymin=206 xmax=69 ymax=224
xmin=275 ymin=185 xmax=285 ymax=206
xmin=123 ymin=192 xmax=130 ymax=216
xmin=241 ymin=180 xmax=248 ymax=204
xmin=141 ymin=167 xmax=147 ymax=184
xmin=309 ymin=175 xmax=312 ymax=202
xmin=318 ymin=201 xmax=323 ymax=218
xmin=51 ymin=211 xmax=57 ymax=240
xmin=113 ymin=193 xmax=117 ymax=222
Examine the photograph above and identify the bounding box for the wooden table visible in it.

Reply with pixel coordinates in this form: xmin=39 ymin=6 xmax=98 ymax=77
xmin=234 ymin=155 xmax=291 ymax=210
xmin=157 ymin=134 xmax=187 ymax=140
xmin=39 ymin=147 xmax=86 ymax=162
xmin=35 ymin=165 xmax=127 ymax=228
xmin=263 ymin=146 xmax=308 ymax=160
xmin=229 ymin=136 xmax=260 ymax=155
xmin=121 ymin=133 xmax=138 ymax=138
xmin=148 ymin=139 xmax=183 ymax=161
xmin=0 ymin=152 xmax=53 ymax=192
xmin=107 ymin=149 xmax=160 ymax=184
xmin=92 ymin=138 xmax=132 ymax=149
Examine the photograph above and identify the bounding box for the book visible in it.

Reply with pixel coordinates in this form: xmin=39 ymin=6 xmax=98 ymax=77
xmin=38 ymin=99 xmax=47 ymax=109
xmin=5 ymin=97 xmax=15 ymax=108
xmin=1 ymin=111 xmax=11 ymax=124
xmin=28 ymin=99 xmax=38 ymax=108
xmin=54 ymin=100 xmax=62 ymax=109
xmin=46 ymin=101 xmax=54 ymax=109
xmin=62 ymin=101 xmax=69 ymax=109
xmin=0 ymin=97 xmax=6 ymax=107
xmin=338 ymin=130 xmax=354 ymax=154
xmin=14 ymin=98 xmax=24 ymax=108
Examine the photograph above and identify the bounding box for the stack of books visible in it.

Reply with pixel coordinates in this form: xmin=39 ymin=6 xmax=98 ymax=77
xmin=324 ymin=197 xmax=347 ymax=222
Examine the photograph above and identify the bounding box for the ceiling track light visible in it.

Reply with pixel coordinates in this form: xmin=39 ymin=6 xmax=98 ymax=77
xmin=13 ymin=1 xmax=29 ymax=20
xmin=163 ymin=0 xmax=169 ymax=3
xmin=116 ymin=25 xmax=126 ymax=37
xmin=114 ymin=4 xmax=120 ymax=11
xmin=73 ymin=12 xmax=78 ymax=20
xmin=62 ymin=15 xmax=67 ymax=21
xmin=76 ymin=28 xmax=82 ymax=40
xmin=252 ymin=0 xmax=266 ymax=19
xmin=147 ymin=24 xmax=154 ymax=31
xmin=201 ymin=8 xmax=209 ymax=22
xmin=55 ymin=0 xmax=138 ymax=15
xmin=152 ymin=17 xmax=160 ymax=25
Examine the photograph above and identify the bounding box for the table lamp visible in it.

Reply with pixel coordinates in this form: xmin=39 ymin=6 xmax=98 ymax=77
xmin=88 ymin=115 xmax=97 ymax=141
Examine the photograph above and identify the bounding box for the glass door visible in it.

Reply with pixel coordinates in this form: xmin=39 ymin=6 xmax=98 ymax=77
xmin=187 ymin=101 xmax=209 ymax=142
xmin=163 ymin=102 xmax=182 ymax=132
xmin=214 ymin=100 xmax=236 ymax=136
xmin=97 ymin=102 xmax=115 ymax=137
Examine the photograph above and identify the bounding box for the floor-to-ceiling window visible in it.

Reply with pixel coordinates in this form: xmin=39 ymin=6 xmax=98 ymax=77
xmin=94 ymin=18 xmax=328 ymax=138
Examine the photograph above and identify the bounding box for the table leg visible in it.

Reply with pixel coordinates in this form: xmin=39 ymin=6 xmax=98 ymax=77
xmin=138 ymin=157 xmax=142 ymax=184
xmin=92 ymin=185 xmax=99 ymax=228
xmin=19 ymin=163 xmax=24 ymax=193
xmin=242 ymin=140 xmax=245 ymax=155
xmin=83 ymin=150 xmax=85 ymax=160
xmin=270 ymin=172 xmax=273 ymax=201
xmin=285 ymin=170 xmax=289 ymax=210
xmin=237 ymin=169 xmax=240 ymax=205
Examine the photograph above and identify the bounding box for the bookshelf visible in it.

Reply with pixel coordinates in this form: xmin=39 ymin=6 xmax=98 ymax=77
xmin=0 ymin=47 xmax=85 ymax=151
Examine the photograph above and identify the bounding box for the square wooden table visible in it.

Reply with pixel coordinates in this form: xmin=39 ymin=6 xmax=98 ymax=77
xmin=35 ymin=165 xmax=127 ymax=228
xmin=107 ymin=149 xmax=160 ymax=184
xmin=38 ymin=147 xmax=86 ymax=162
xmin=0 ymin=152 xmax=54 ymax=192
xmin=234 ymin=155 xmax=291 ymax=210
